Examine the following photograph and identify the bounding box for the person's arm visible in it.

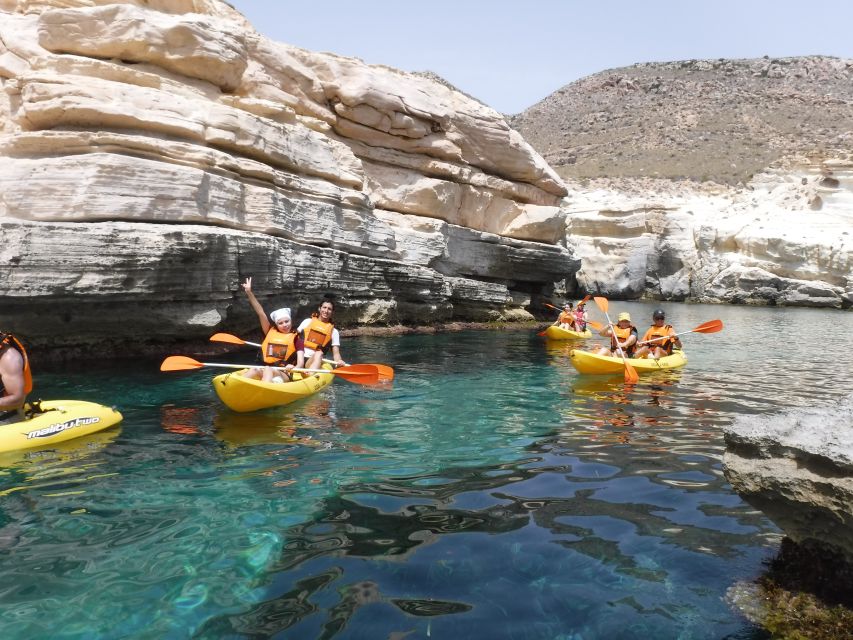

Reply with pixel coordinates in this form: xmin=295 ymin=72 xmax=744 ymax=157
xmin=241 ymin=277 xmax=271 ymax=334
xmin=330 ymin=329 xmax=345 ymax=366
xmin=670 ymin=326 xmax=682 ymax=349
xmin=0 ymin=349 xmax=26 ymax=410
xmin=622 ymin=329 xmax=638 ymax=349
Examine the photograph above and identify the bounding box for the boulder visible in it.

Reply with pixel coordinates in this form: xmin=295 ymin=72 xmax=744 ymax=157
xmin=722 ymin=395 xmax=853 ymax=564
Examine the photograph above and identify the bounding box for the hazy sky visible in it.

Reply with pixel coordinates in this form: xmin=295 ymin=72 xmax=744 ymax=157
xmin=227 ymin=0 xmax=853 ymax=114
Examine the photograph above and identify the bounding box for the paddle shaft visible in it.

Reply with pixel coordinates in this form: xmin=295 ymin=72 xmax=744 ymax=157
xmin=636 ymin=322 xmax=721 ymax=346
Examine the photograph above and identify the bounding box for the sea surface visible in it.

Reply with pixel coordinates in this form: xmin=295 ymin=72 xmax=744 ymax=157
xmin=1 ymin=302 xmax=852 ymax=640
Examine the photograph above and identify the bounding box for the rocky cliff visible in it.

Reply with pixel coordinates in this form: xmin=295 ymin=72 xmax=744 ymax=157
xmin=0 ymin=0 xmax=572 ymax=361
xmin=513 ymin=57 xmax=853 ymax=308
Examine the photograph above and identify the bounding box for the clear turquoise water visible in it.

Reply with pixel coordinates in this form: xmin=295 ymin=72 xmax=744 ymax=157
xmin=1 ymin=302 xmax=852 ymax=639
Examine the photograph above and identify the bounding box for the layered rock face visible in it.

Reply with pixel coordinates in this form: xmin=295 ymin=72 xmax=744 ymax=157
xmin=564 ymin=165 xmax=853 ymax=306
xmin=722 ymin=395 xmax=853 ymax=565
xmin=0 ymin=1 xmax=572 ymax=359
xmin=514 ymin=56 xmax=853 ymax=308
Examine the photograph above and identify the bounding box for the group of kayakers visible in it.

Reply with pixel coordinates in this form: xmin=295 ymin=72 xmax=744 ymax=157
xmin=240 ymin=277 xmax=346 ymax=383
xmin=590 ymin=308 xmax=681 ymax=359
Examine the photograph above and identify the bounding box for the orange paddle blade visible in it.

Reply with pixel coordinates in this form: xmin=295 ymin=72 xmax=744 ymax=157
xmin=327 ymin=364 xmax=380 ymax=385
xmin=368 ymin=364 xmax=395 ymax=381
xmin=209 ymin=332 xmax=248 ymax=345
xmin=624 ymin=361 xmax=639 ymax=384
xmin=693 ymin=319 xmax=723 ymax=334
xmin=160 ymin=355 xmax=204 ymax=371
xmin=543 ymin=302 xmax=561 ymax=312
xmin=578 ymin=294 xmax=591 ymax=305
xmin=593 ymin=296 xmax=609 ymax=313
xmin=586 ymin=320 xmax=604 ymax=331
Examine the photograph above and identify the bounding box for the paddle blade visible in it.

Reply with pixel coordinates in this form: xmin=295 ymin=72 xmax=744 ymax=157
xmin=624 ymin=361 xmax=639 ymax=384
xmin=543 ymin=302 xmax=561 ymax=312
xmin=586 ymin=320 xmax=604 ymax=331
xmin=160 ymin=355 xmax=204 ymax=372
xmin=332 ymin=364 xmax=381 ymax=385
xmin=578 ymin=294 xmax=591 ymax=305
xmin=693 ymin=319 xmax=723 ymax=334
xmin=537 ymin=329 xmax=548 ymax=337
xmin=593 ymin=296 xmax=609 ymax=313
xmin=362 ymin=363 xmax=395 ymax=381
xmin=209 ymin=332 xmax=247 ymax=345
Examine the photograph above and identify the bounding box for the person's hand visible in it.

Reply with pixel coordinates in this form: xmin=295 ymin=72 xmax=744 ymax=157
xmin=335 ymin=359 xmax=346 ymax=367
xmin=284 ymin=364 xmax=294 ymax=372
xmin=241 ymin=277 xmax=252 ymax=293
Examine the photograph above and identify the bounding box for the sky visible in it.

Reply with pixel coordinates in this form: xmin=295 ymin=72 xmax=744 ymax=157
xmin=227 ymin=1 xmax=853 ymax=115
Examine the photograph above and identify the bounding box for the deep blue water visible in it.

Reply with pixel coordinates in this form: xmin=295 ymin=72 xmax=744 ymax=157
xmin=1 ymin=302 xmax=852 ymax=639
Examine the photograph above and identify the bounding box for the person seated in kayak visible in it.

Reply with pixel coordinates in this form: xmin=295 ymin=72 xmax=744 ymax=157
xmin=297 ymin=299 xmax=346 ymax=371
xmin=0 ymin=331 xmax=32 ymax=425
xmin=240 ymin=277 xmax=305 ymax=383
xmin=592 ymin=312 xmax=638 ymax=357
xmin=574 ymin=300 xmax=589 ymax=331
xmin=634 ymin=309 xmax=682 ymax=360
xmin=554 ymin=302 xmax=577 ymax=330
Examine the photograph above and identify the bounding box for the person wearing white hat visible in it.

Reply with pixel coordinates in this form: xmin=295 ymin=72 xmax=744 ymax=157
xmin=591 ymin=311 xmax=638 ymax=357
xmin=239 ymin=277 xmax=305 ymax=383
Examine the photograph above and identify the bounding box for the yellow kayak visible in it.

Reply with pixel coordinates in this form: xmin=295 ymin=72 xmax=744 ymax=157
xmin=569 ymin=349 xmax=688 ymax=375
xmin=212 ymin=364 xmax=334 ymax=413
xmin=544 ymin=326 xmax=593 ymax=340
xmin=0 ymin=400 xmax=123 ymax=454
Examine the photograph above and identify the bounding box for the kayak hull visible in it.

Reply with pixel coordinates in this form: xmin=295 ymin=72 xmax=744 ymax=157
xmin=213 ymin=364 xmax=334 ymax=413
xmin=569 ymin=349 xmax=688 ymax=375
xmin=544 ymin=326 xmax=592 ymax=340
xmin=0 ymin=400 xmax=123 ymax=454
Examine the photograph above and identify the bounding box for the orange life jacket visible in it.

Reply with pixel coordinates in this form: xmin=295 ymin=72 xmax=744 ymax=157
xmin=260 ymin=329 xmax=297 ymax=365
xmin=302 ymin=317 xmax=334 ymax=351
xmin=642 ymin=324 xmax=675 ymax=354
xmin=610 ymin=325 xmax=637 ymax=356
xmin=0 ymin=333 xmax=33 ymax=395
xmin=558 ymin=311 xmax=574 ymax=325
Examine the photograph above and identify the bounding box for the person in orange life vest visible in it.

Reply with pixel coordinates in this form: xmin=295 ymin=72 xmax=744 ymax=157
xmin=240 ymin=277 xmax=304 ymax=383
xmin=0 ymin=332 xmax=32 ymax=425
xmin=634 ymin=309 xmax=681 ymax=360
xmin=592 ymin=311 xmax=638 ymax=357
xmin=574 ymin=301 xmax=588 ymax=331
xmin=553 ymin=302 xmax=576 ymax=330
xmin=297 ymin=299 xmax=346 ymax=371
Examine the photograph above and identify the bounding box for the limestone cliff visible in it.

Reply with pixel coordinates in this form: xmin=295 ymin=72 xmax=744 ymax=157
xmin=0 ymin=1 xmax=573 ymax=360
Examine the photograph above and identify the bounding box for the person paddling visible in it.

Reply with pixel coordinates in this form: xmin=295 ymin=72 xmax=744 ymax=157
xmin=553 ymin=302 xmax=577 ymax=330
xmin=634 ymin=309 xmax=682 ymax=360
xmin=0 ymin=332 xmax=32 ymax=425
xmin=574 ymin=300 xmax=589 ymax=331
xmin=297 ymin=299 xmax=346 ymax=371
xmin=592 ymin=311 xmax=638 ymax=357
xmin=240 ymin=277 xmax=305 ymax=383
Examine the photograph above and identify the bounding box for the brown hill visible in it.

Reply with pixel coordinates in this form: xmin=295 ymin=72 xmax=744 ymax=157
xmin=510 ymin=56 xmax=853 ymax=185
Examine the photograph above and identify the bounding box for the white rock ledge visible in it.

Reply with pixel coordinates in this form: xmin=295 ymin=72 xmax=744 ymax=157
xmin=723 ymin=395 xmax=853 ymax=564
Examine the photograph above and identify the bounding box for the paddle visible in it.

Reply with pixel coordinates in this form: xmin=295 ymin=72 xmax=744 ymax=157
xmin=159 ymin=356 xmax=381 ymax=385
xmin=210 ymin=332 xmax=260 ymax=347
xmin=635 ymin=319 xmax=724 ymax=345
xmin=209 ymin=333 xmax=395 ymax=381
xmin=323 ymin=359 xmax=395 ymax=382
xmin=593 ymin=297 xmax=639 ymax=384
